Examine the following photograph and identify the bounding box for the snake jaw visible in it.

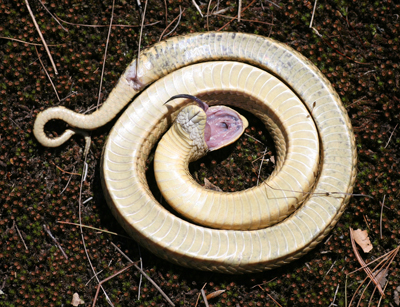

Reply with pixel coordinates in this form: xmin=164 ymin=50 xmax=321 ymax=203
xmin=205 ymin=106 xmax=248 ymax=151
xmin=166 ymin=94 xmax=248 ymax=153
xmin=173 ymin=103 xmax=248 ymax=163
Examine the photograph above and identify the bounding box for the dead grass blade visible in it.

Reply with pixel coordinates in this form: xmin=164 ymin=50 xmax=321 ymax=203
xmin=349 ymin=227 xmax=385 ymax=297
xmin=159 ymin=6 xmax=186 ymax=41
xmin=217 ymin=0 xmax=257 ymax=31
xmin=91 ymin=263 xmax=134 ymax=307
xmin=110 ymin=242 xmax=175 ymax=306
xmin=347 ymin=230 xmax=399 ymax=306
xmin=25 ymin=0 xmax=58 ymax=74
xmin=97 ymin=0 xmax=115 ymax=109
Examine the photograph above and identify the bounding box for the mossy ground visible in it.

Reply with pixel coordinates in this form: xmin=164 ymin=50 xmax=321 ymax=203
xmin=1 ymin=0 xmax=399 ymax=306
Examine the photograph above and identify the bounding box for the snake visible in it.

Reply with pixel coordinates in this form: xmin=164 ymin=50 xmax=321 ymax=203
xmin=33 ymin=32 xmax=357 ymax=274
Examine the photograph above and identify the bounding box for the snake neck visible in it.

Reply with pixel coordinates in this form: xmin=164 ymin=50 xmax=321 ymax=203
xmin=173 ymin=105 xmax=209 ymax=163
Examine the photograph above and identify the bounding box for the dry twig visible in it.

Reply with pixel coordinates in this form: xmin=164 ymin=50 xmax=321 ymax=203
xmin=136 ymin=0 xmax=149 ymax=78
xmin=159 ymin=7 xmax=186 ymax=41
xmin=201 ymin=289 xmax=210 ymax=307
xmin=384 ymin=123 xmax=398 ymax=148
xmin=215 ymin=14 xmax=273 ymax=25
xmin=380 ymin=195 xmax=386 ymax=239
xmin=91 ymin=263 xmax=134 ymax=307
xmin=50 ymin=161 xmax=80 ymax=175
xmin=238 ymin=0 xmax=242 ymax=22
xmin=13 ymin=221 xmax=28 ymax=250
xmin=97 ymin=0 xmax=115 ymax=108
xmin=35 ymin=46 xmax=60 ymax=101
xmin=217 ymin=0 xmax=257 ymax=31
xmin=43 ymin=224 xmax=68 ymax=259
xmin=110 ymin=242 xmax=175 ymax=306
xmin=0 ymin=36 xmax=55 ymax=46
xmin=57 ymin=221 xmax=132 ymax=239
xmin=38 ymin=0 xmax=68 ymax=31
xmin=192 ymin=0 xmax=204 ymax=17
xmin=349 ymin=227 xmax=385 ymax=297
xmin=25 ymin=0 xmax=58 ymax=74
xmin=309 ymin=0 xmax=318 ymax=28
xmin=78 ymin=156 xmax=113 ymax=305
xmin=54 ymin=14 xmax=160 ymax=28
xmin=195 ymin=283 xmax=207 ymax=307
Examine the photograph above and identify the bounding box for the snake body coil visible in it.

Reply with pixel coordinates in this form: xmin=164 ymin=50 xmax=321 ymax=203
xmin=34 ymin=32 xmax=357 ymax=273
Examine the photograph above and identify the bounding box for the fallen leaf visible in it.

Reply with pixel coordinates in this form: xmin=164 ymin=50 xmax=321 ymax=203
xmin=206 ymin=289 xmax=225 ymax=300
xmin=374 ymin=268 xmax=388 ymax=288
xmin=352 ymin=229 xmax=373 ymax=252
xmin=71 ymin=293 xmax=84 ymax=306
xmin=204 ymin=178 xmax=222 ymax=191
xmin=394 ymin=286 xmax=400 ymax=305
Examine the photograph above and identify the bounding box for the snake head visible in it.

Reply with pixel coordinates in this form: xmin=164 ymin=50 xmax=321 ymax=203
xmin=170 ymin=95 xmax=248 ymax=160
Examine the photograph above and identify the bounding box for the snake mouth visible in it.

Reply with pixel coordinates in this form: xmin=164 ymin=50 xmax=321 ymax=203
xmin=204 ymin=106 xmax=249 ymax=151
xmin=165 ymin=94 xmax=249 ymax=152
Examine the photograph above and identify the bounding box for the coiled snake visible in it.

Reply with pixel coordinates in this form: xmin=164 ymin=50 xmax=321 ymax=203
xmin=33 ymin=32 xmax=357 ymax=273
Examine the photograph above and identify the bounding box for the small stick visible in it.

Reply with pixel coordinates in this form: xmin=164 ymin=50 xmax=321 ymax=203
xmin=78 ymin=156 xmax=113 ymax=306
xmin=328 ymin=284 xmax=340 ymax=307
xmin=85 ymin=269 xmax=104 ymax=286
xmin=50 ymin=161 xmax=80 ymax=175
xmin=206 ymin=0 xmax=213 ymax=31
xmin=43 ymin=224 xmax=68 ymax=259
xmin=384 ymin=123 xmax=397 ymax=148
xmin=363 ymin=215 xmax=371 ymax=230
xmin=309 ymin=0 xmax=318 ymax=28
xmin=311 ymin=27 xmax=368 ymax=65
xmin=137 ymin=244 xmax=143 ymax=300
xmin=195 ymin=283 xmax=207 ymax=307
xmin=0 ymin=36 xmax=51 ymax=46
xmin=13 ymin=221 xmax=28 ymax=250
xmin=325 ymin=260 xmax=337 ymax=277
xmin=35 ymin=46 xmax=60 ymax=101
xmin=57 ymin=221 xmax=131 ymax=239
xmin=265 ymin=182 xmax=374 ymax=199
xmin=136 ymin=0 xmax=149 ymax=80
xmin=110 ymin=242 xmax=175 ymax=306
xmin=215 ymin=15 xmax=273 ymax=25
xmin=92 ymin=263 xmax=134 ymax=307
xmin=97 ymin=0 xmax=115 ymax=109
xmin=60 ymin=170 xmax=73 ymax=195
xmin=82 ymin=197 xmax=93 ymax=205
xmin=379 ymin=195 xmax=386 ymax=239
xmin=54 ymin=15 xmax=160 ymax=28
xmin=192 ymin=0 xmax=204 ymax=17
xmin=257 ymin=147 xmax=268 ymax=186
xmin=244 ymin=133 xmax=265 ymax=145
xmin=265 ymin=0 xmax=281 ymax=9
xmin=238 ymin=0 xmax=242 ymax=22
xmin=159 ymin=7 xmax=186 ymax=41
xmin=217 ymin=0 xmax=257 ymax=31
xmin=38 ymin=0 xmax=68 ymax=32
xmin=201 ymin=289 xmax=210 ymax=307
xmin=163 ymin=0 xmax=168 ymax=26
xmin=25 ymin=0 xmax=58 ymax=74
xmin=267 ymin=294 xmax=282 ymax=307
xmin=349 ymin=228 xmax=385 ymax=297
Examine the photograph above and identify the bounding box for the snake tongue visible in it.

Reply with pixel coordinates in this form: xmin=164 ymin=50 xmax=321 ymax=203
xmin=205 ymin=106 xmax=248 ymax=151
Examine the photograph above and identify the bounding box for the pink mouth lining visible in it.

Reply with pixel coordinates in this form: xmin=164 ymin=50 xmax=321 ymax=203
xmin=204 ymin=106 xmax=245 ymax=151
